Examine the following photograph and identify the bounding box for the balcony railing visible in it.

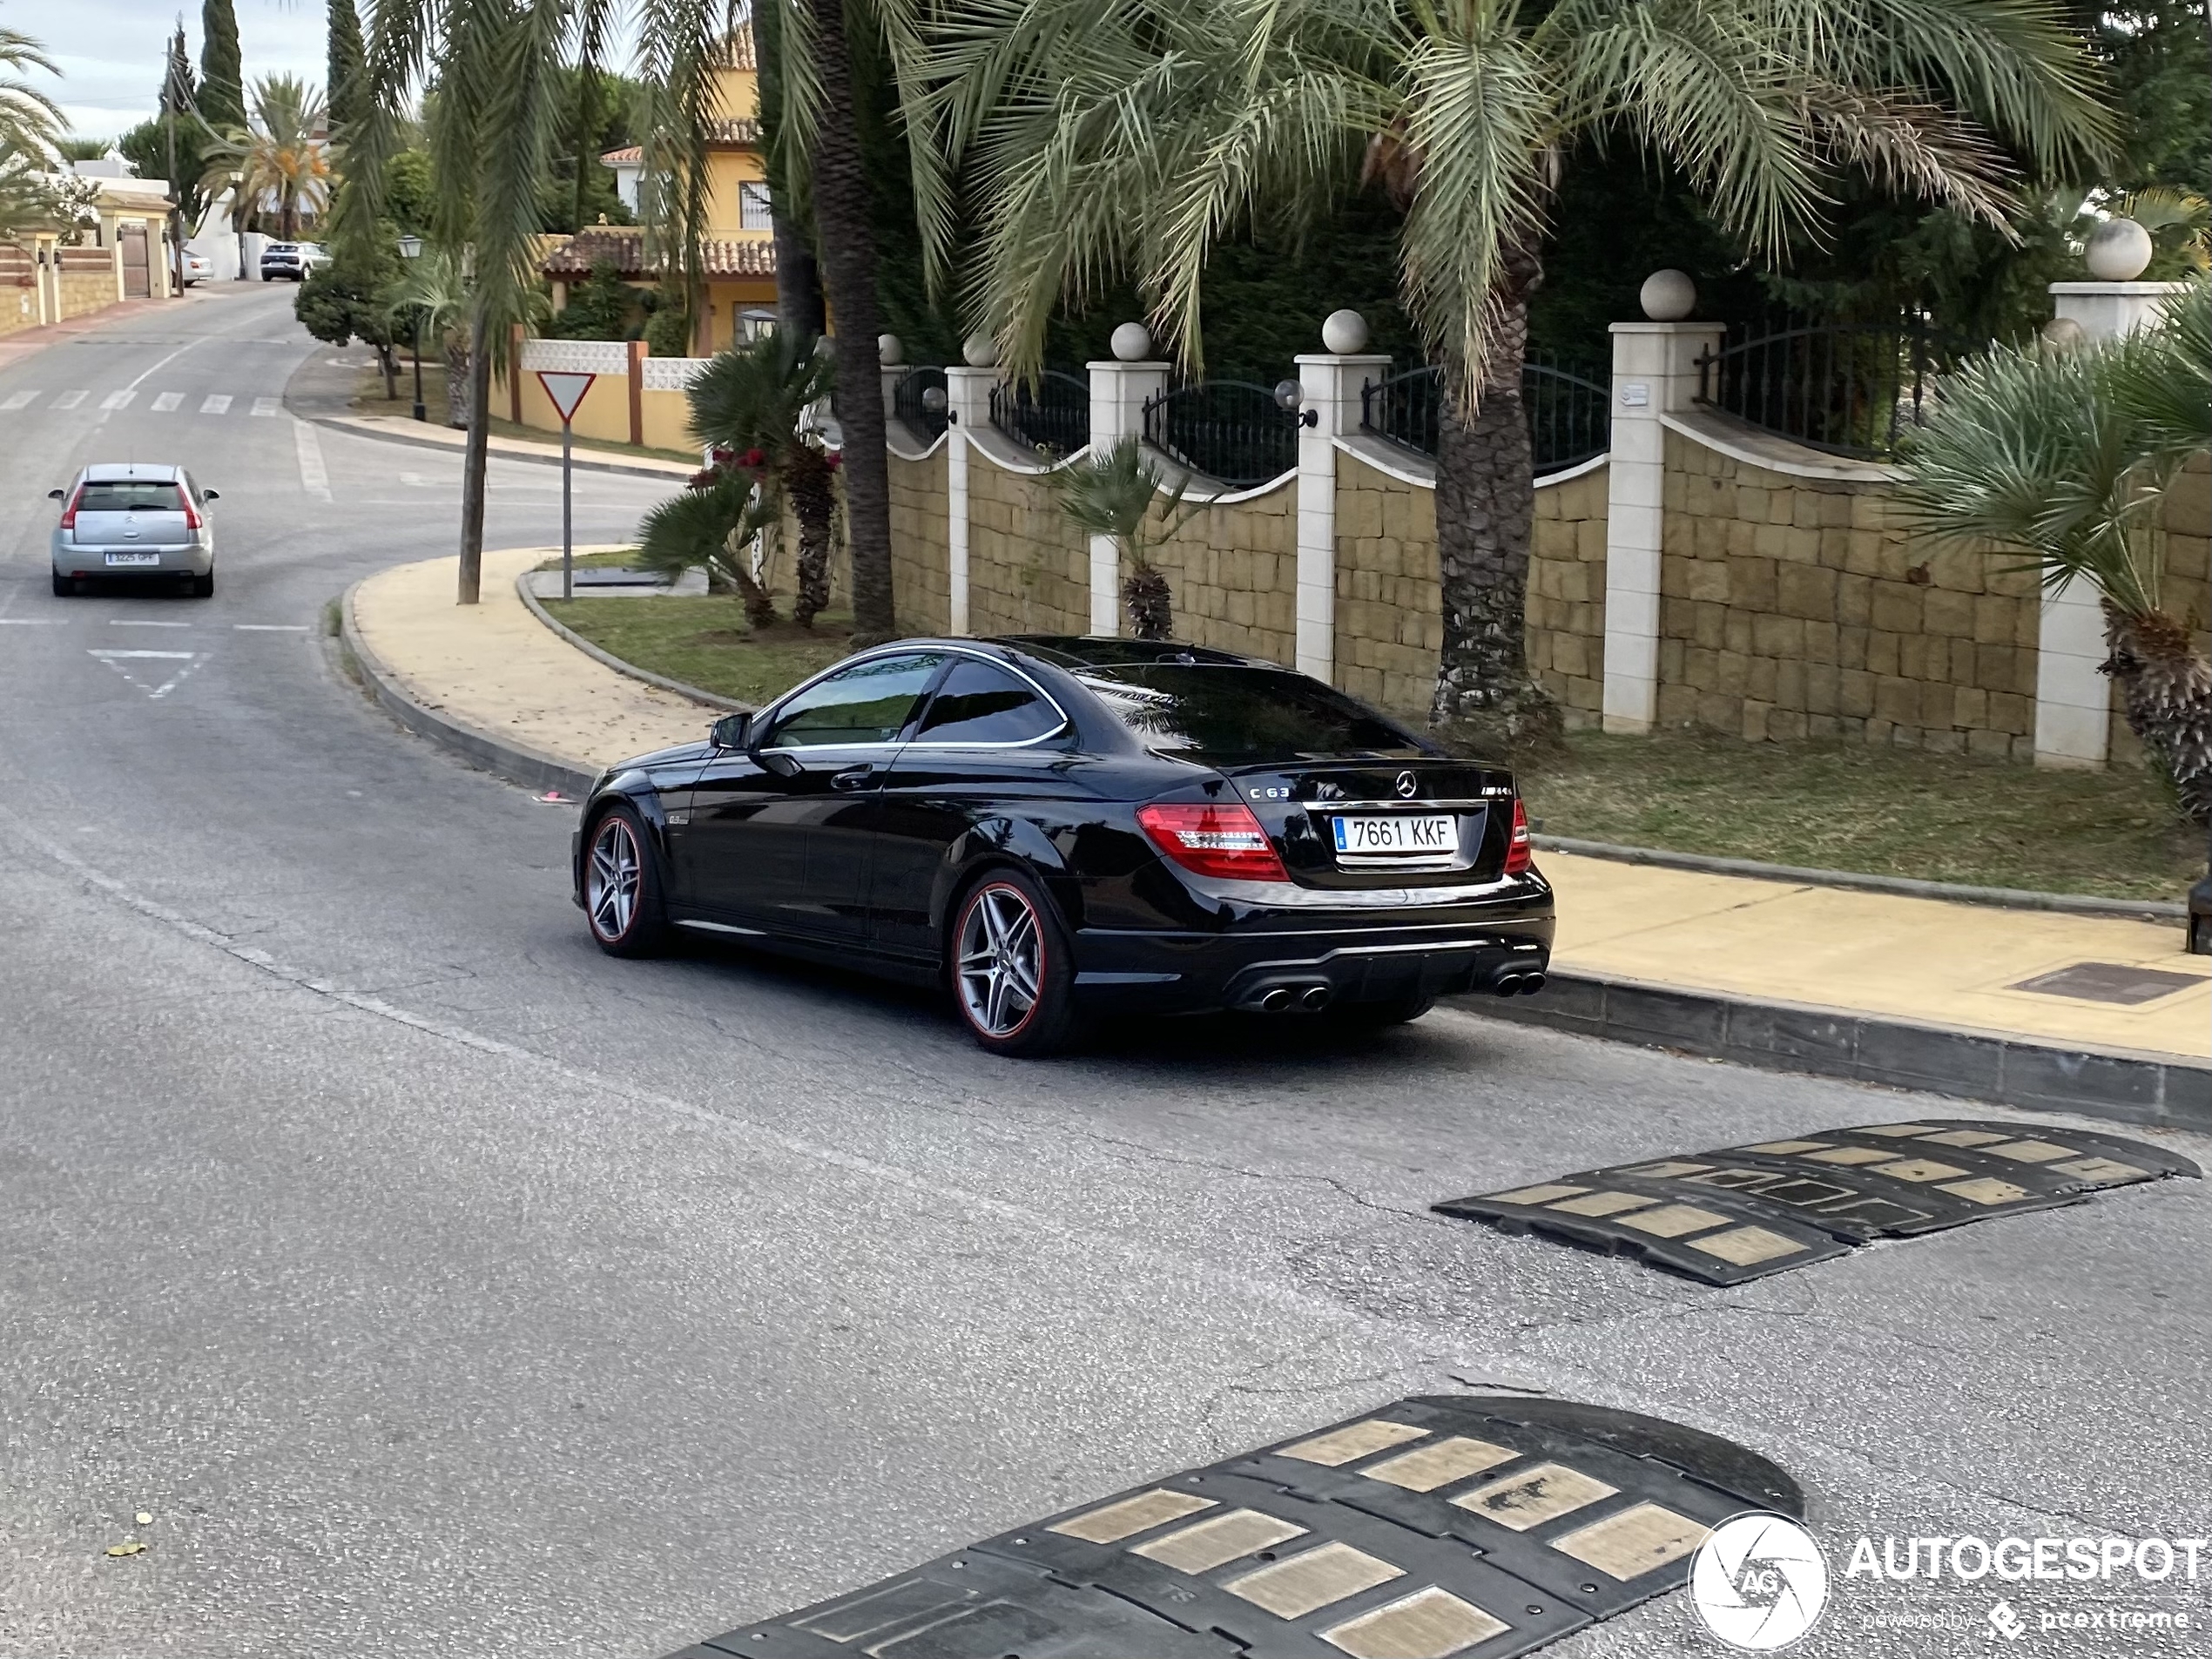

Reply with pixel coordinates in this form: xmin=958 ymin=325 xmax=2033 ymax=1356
xmin=1693 ymin=318 xmax=1973 ymax=461
xmin=1139 ymin=380 xmax=1299 ymax=489
xmin=1359 ymin=358 xmax=1611 ymax=477
xmin=892 ymin=367 xmax=948 ymax=443
xmin=989 ymin=369 xmax=1089 ymax=456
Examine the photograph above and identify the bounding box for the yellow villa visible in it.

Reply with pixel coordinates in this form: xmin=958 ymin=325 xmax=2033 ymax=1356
xmin=541 ymin=24 xmax=779 ymax=351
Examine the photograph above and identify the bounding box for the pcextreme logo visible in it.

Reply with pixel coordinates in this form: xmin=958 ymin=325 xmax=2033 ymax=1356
xmin=1689 ymin=1513 xmax=1831 ymax=1650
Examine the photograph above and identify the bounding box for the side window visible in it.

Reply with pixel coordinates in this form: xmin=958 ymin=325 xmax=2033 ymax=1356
xmin=914 ymin=659 xmax=1063 ymax=745
xmin=761 ymin=652 xmax=944 ymax=748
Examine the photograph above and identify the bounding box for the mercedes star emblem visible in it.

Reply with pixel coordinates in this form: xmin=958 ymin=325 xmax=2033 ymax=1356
xmin=1395 ymin=771 xmax=1419 ymax=799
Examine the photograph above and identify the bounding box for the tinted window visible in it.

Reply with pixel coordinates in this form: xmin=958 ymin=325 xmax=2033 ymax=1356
xmin=914 ymin=659 xmax=1062 ymax=745
xmin=76 ymin=482 xmax=184 ymax=512
xmin=1082 ymin=666 xmax=1431 ymax=763
xmin=763 ymin=652 xmax=944 ymax=747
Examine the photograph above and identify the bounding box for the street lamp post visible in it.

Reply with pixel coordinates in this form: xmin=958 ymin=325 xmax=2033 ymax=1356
xmin=397 ymin=236 xmax=427 ymax=423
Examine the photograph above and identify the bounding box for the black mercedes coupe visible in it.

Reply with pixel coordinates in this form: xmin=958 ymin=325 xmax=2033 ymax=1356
xmin=571 ymin=637 xmax=1554 ymax=1055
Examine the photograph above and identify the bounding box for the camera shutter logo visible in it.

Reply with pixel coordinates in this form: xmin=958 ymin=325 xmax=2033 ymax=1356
xmin=1689 ymin=1513 xmax=1830 ymax=1650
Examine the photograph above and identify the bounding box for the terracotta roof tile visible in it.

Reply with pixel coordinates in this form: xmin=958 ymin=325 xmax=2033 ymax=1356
xmin=543 ymin=226 xmax=777 ymax=280
xmin=599 ymin=145 xmax=644 ymax=165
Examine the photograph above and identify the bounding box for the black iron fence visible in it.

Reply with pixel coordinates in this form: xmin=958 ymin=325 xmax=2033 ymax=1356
xmin=892 ymin=366 xmax=948 ymax=443
xmin=1140 ymin=380 xmax=1300 ymax=489
xmin=1693 ymin=318 xmax=1973 ymax=460
xmin=1359 ymin=358 xmax=1611 ymax=476
xmin=989 ymin=369 xmax=1090 ymax=456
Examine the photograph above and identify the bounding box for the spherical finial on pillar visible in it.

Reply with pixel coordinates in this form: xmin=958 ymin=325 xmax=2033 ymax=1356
xmin=1320 ymin=309 xmax=1369 ymax=354
xmin=2085 ymin=219 xmax=2153 ymax=282
xmin=961 ymin=332 xmax=999 ymax=368
xmin=1109 ymin=321 xmax=1153 ymax=362
xmin=877 ymin=334 xmax=904 ymax=367
xmin=1639 ymin=269 xmax=1696 ymax=321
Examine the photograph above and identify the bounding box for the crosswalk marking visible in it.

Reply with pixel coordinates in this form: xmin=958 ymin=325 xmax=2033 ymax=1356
xmin=201 ymin=394 xmax=232 ymax=415
xmin=251 ymin=396 xmax=280 ymax=417
xmin=53 ymin=390 xmax=86 ymax=409
xmin=0 ymin=389 xmax=37 ymax=411
xmin=101 ymin=390 xmax=137 ymax=410
xmin=152 ymin=392 xmax=184 ymax=412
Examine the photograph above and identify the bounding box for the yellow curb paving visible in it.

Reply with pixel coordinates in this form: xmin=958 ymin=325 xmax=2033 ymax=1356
xmin=352 ymin=547 xmax=2211 ymax=1067
xmin=321 ymin=414 xmax=701 ymax=478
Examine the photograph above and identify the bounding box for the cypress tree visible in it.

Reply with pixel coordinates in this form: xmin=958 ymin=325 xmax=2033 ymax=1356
xmin=327 ymin=0 xmax=364 ymax=132
xmin=200 ymin=0 xmax=246 ymax=132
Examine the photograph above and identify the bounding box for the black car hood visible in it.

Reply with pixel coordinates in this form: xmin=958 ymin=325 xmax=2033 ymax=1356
xmin=609 ymin=738 xmax=716 ymax=772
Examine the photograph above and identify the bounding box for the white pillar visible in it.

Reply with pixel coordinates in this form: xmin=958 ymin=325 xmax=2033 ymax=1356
xmin=1290 ymin=352 xmax=1389 ymax=682
xmin=1602 ymin=321 xmax=1721 ymax=732
xmin=2033 ymin=280 xmax=2189 ymax=768
xmin=944 ymin=366 xmax=997 ymax=637
xmin=1086 ymin=354 xmax=1169 ymax=633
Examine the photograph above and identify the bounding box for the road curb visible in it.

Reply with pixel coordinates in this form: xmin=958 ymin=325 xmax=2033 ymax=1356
xmin=337 ymin=580 xmax=598 ymax=798
xmin=1530 ymin=834 xmax=2188 ymax=922
xmin=311 ymin=413 xmax=698 ymax=482
xmin=513 ymin=573 xmax=751 ymax=712
xmin=1454 ymin=972 xmax=2211 ymax=1133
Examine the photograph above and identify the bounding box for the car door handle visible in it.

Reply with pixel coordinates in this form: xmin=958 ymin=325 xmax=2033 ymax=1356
xmin=830 ymin=765 xmax=877 ymax=792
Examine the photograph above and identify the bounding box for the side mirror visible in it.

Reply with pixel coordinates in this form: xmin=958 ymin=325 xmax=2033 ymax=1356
xmin=711 ymin=712 xmax=752 ymax=751
xmin=48 ymin=488 xmax=64 ymax=500
xmin=202 ymin=488 xmax=220 ymax=501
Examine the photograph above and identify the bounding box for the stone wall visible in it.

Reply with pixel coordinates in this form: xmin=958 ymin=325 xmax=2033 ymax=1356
xmin=1333 ymin=452 xmax=1607 ymax=722
xmin=57 ymin=250 xmax=118 ymax=319
xmin=2111 ymin=452 xmax=2212 ymax=765
xmin=1657 ymin=430 xmax=2041 ymax=757
xmin=1149 ymin=483 xmax=1298 ymax=667
xmin=966 ymin=450 xmax=1088 ymax=635
xmin=887 ymin=447 xmax=953 ymax=636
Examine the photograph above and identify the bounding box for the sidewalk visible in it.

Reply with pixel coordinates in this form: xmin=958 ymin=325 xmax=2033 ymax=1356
xmin=0 ymin=288 xmax=215 ymax=372
xmin=345 ymin=550 xmax=2209 ymax=1119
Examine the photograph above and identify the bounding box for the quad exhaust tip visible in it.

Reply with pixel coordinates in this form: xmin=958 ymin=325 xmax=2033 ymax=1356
xmin=1493 ymin=971 xmax=1548 ymax=997
xmin=1256 ymin=981 xmax=1334 ymax=1014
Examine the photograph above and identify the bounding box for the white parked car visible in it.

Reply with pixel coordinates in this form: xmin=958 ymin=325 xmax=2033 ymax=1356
xmin=181 ymin=249 xmax=212 ymax=286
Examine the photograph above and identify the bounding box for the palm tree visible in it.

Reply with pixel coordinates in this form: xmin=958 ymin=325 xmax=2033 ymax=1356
xmin=1053 ymin=435 xmax=1198 ymax=638
xmin=1897 ymin=282 xmax=2211 ymax=825
xmin=342 ymin=0 xmax=725 ymax=608
xmin=386 ymin=244 xmax=475 ymax=429
xmin=0 ymin=14 xmax=63 ymax=165
xmin=201 ymin=76 xmax=331 ymax=241
xmin=757 ymin=0 xmax=938 ymax=644
xmin=637 ymin=471 xmax=786 ymax=628
xmin=922 ymin=0 xmax=2113 ymax=750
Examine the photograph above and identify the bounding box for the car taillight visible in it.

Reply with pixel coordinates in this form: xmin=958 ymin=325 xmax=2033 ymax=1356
xmin=1505 ymin=797 xmax=1533 ymax=875
xmin=57 ymin=490 xmax=82 ymax=529
xmin=181 ymin=498 xmax=202 ymax=531
xmin=1136 ymin=801 xmax=1290 ymax=882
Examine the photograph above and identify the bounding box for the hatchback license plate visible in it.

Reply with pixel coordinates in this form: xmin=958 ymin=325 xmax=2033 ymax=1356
xmin=103 ymin=552 xmax=160 ymax=567
xmin=1332 ymin=813 xmax=1455 ymax=855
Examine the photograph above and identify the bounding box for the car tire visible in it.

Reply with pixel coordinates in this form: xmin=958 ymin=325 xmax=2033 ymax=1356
xmin=1329 ymin=991 xmax=1434 ymax=1030
xmin=948 ymin=867 xmax=1079 ymax=1058
xmin=51 ymin=571 xmax=71 ymax=597
xmin=583 ymin=804 xmax=671 ymax=957
xmin=192 ymin=570 xmax=214 ymax=598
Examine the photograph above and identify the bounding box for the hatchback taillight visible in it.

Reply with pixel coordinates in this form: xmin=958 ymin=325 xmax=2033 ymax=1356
xmin=57 ymin=490 xmax=82 ymax=529
xmin=181 ymin=498 xmax=203 ymax=531
xmin=1136 ymin=801 xmax=1290 ymax=882
xmin=1505 ymin=797 xmax=1533 ymax=875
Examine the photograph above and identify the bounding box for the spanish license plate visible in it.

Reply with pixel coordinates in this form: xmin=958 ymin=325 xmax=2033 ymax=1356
xmin=103 ymin=552 xmax=160 ymax=567
xmin=1332 ymin=813 xmax=1456 ymax=855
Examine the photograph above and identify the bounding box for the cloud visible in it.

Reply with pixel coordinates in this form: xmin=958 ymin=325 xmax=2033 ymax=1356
xmin=35 ymin=0 xmax=328 ymax=142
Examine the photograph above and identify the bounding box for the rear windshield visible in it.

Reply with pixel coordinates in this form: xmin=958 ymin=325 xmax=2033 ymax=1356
xmin=1081 ymin=666 xmax=1434 ymax=764
xmin=76 ymin=482 xmax=184 ymax=512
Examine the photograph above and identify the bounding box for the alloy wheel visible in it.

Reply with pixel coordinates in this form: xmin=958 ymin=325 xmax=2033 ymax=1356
xmin=956 ymin=883 xmax=1044 ymax=1039
xmin=587 ymin=814 xmax=641 ymax=942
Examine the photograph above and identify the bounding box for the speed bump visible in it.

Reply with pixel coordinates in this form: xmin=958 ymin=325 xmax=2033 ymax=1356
xmin=1434 ymin=1117 xmax=2199 ymax=1285
xmin=676 ymin=1395 xmax=1802 ymax=1659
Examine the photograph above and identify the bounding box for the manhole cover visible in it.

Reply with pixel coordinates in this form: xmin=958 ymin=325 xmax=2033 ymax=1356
xmin=671 ymin=1397 xmax=1801 ymax=1659
xmin=1434 ymin=1119 xmax=2198 ymax=1285
xmin=2006 ymin=961 xmax=2206 ymax=1005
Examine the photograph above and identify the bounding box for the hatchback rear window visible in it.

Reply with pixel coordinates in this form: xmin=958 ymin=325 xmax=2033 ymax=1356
xmin=1081 ymin=666 xmax=1433 ymax=763
xmin=75 ymin=482 xmax=185 ymax=512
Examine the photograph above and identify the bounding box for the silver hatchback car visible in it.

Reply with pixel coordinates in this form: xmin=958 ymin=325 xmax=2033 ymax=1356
xmin=51 ymin=464 xmax=219 ymax=597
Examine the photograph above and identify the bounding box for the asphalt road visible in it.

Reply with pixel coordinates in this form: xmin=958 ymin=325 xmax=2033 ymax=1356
xmin=2 ymin=286 xmax=2207 ymax=1659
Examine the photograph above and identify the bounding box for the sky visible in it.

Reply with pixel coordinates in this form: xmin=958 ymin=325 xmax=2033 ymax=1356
xmin=34 ymin=0 xmax=330 ymax=145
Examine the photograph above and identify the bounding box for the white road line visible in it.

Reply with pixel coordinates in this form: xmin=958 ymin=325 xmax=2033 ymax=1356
xmin=233 ymin=624 xmax=309 ymax=631
xmin=0 ymin=389 xmax=37 ymax=411
xmin=251 ymin=396 xmax=280 ymax=417
xmin=201 ymin=394 xmax=232 ymax=415
xmin=100 ymin=390 xmax=137 ymax=410
xmin=294 ymin=419 xmax=331 ymax=501
xmin=88 ymin=649 xmax=196 ymax=658
xmin=152 ymin=392 xmax=184 ymax=412
xmin=110 ymin=618 xmax=191 ymax=627
xmin=86 ymin=648 xmax=206 ymax=699
xmin=0 ymin=617 xmax=61 ymax=624
xmin=53 ymin=390 xmax=86 ymax=409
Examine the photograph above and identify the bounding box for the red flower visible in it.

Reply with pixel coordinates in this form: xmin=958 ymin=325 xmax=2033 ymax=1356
xmin=825 ymin=451 xmax=843 ymax=470
xmin=738 ymin=447 xmax=767 ymax=470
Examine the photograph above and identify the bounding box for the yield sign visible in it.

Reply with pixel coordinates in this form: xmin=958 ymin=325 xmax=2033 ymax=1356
xmin=88 ymin=648 xmax=206 ymax=700
xmin=536 ymin=370 xmax=597 ymax=421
